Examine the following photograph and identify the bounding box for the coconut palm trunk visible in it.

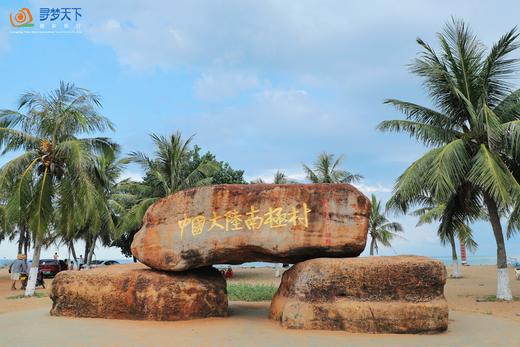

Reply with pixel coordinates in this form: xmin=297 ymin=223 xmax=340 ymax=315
xmin=24 ymin=240 xmax=42 ymax=297
xmin=70 ymin=242 xmax=77 ymax=262
xmin=449 ymin=235 xmax=460 ymax=278
xmin=484 ymin=194 xmax=512 ymax=300
xmin=17 ymin=231 xmax=24 ymax=254
xmin=369 ymin=238 xmax=377 ymax=256
xmin=87 ymin=235 xmax=98 ymax=265
xmin=23 ymin=229 xmax=30 ymax=256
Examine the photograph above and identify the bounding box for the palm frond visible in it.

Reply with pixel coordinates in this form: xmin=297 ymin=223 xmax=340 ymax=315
xmin=468 ymin=145 xmax=520 ymax=205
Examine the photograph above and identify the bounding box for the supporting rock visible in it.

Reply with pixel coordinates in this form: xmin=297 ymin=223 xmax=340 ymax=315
xmin=269 ymin=256 xmax=449 ymax=333
xmin=50 ymin=264 xmax=228 ymax=321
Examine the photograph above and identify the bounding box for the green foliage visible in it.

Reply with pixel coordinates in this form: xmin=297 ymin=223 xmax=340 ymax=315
xmin=0 ymin=82 xmax=116 ymax=247
xmin=273 ymin=170 xmax=288 ymax=184
xmin=113 ymin=134 xmax=246 ymax=257
xmin=191 ymin=146 xmax=246 ymax=185
xmin=378 ymin=19 xmax=520 ymax=236
xmin=250 ymin=170 xmax=298 ymax=184
xmin=368 ymin=194 xmax=403 ymax=255
xmin=7 ymin=292 xmax=47 ymax=299
xmin=476 ymin=295 xmax=520 ymax=302
xmin=412 ymin=196 xmax=479 ymax=252
xmin=303 ymin=153 xmax=362 ymax=184
xmin=379 ymin=19 xmax=520 ymax=298
xmin=227 ymin=283 xmax=278 ymax=301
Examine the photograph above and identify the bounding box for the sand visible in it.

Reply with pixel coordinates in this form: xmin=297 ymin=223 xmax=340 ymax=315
xmin=0 ymin=263 xmax=519 ymax=346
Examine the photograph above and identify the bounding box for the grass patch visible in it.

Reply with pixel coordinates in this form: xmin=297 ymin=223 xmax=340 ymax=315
xmin=476 ymin=295 xmax=520 ymax=302
xmin=7 ymin=292 xmax=47 ymax=299
xmin=227 ymin=283 xmax=278 ymax=302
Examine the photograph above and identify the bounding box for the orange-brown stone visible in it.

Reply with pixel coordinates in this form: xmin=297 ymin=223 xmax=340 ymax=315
xmin=131 ymin=184 xmax=370 ymax=271
xmin=50 ymin=264 xmax=228 ymax=321
xmin=269 ymin=256 xmax=449 ymax=333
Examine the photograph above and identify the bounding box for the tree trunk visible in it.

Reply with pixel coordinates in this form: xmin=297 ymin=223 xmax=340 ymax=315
xmin=24 ymin=239 xmax=42 ymax=297
xmin=84 ymin=236 xmax=90 ymax=263
xmin=67 ymin=245 xmax=71 ymax=269
xmin=275 ymin=263 xmax=282 ymax=277
xmin=17 ymin=230 xmax=24 ymax=254
xmin=87 ymin=235 xmax=98 ymax=265
xmin=449 ymin=235 xmax=461 ymax=278
xmin=70 ymin=241 xmax=77 ymax=262
xmin=369 ymin=237 xmax=376 ymax=256
xmin=23 ymin=228 xmax=30 ymax=255
xmin=460 ymin=241 xmax=467 ymax=265
xmin=484 ymin=194 xmax=512 ymax=300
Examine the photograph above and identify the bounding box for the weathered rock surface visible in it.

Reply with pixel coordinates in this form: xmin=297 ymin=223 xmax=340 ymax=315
xmin=132 ymin=184 xmax=370 ymax=271
xmin=50 ymin=264 xmax=228 ymax=321
xmin=269 ymin=256 xmax=449 ymax=333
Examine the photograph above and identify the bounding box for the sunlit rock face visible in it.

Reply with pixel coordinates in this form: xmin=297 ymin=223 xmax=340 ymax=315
xmin=269 ymin=256 xmax=449 ymax=333
xmin=50 ymin=264 xmax=228 ymax=321
xmin=131 ymin=184 xmax=370 ymax=271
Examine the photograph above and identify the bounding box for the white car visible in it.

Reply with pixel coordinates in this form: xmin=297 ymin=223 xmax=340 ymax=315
xmin=84 ymin=260 xmax=120 ymax=269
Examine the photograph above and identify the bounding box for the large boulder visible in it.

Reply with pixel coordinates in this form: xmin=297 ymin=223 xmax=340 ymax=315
xmin=132 ymin=184 xmax=370 ymax=271
xmin=269 ymin=256 xmax=449 ymax=333
xmin=50 ymin=264 xmax=228 ymax=321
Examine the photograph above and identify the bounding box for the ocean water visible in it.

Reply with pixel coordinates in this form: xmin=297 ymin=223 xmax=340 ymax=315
xmin=1 ymin=255 xmax=515 ymax=268
xmin=82 ymin=256 xmax=512 ymax=267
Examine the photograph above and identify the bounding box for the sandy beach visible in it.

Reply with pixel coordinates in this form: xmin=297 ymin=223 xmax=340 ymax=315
xmin=1 ymin=263 xmax=519 ymax=346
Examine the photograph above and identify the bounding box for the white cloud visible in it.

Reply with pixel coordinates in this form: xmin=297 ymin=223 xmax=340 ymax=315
xmin=356 ymin=183 xmax=392 ymax=195
xmin=194 ymin=72 xmax=261 ymax=101
xmin=119 ymin=170 xmax=143 ymax=182
xmin=167 ymin=86 xmax=364 ymax=174
xmin=245 ymin=169 xmax=307 ymax=183
xmin=77 ymin=0 xmax=520 ymax=83
xmin=104 ymin=19 xmax=122 ymax=31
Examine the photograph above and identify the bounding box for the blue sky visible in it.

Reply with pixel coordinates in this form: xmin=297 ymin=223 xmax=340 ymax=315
xmin=0 ymin=0 xmax=519 ymax=260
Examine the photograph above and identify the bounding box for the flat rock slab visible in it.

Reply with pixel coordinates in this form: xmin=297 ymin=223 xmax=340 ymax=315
xmin=50 ymin=264 xmax=228 ymax=321
xmin=269 ymin=256 xmax=449 ymax=333
xmin=132 ymin=184 xmax=370 ymax=271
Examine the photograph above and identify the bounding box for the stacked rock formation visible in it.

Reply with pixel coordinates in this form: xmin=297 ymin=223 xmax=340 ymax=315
xmin=269 ymin=256 xmax=448 ymax=333
xmin=131 ymin=183 xmax=370 ymax=270
xmin=50 ymin=183 xmax=448 ymax=333
xmin=50 ymin=264 xmax=227 ymax=320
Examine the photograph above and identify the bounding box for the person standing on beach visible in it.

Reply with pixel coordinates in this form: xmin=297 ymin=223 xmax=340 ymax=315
xmin=79 ymin=255 xmax=84 ymax=270
xmin=9 ymin=254 xmax=28 ymax=290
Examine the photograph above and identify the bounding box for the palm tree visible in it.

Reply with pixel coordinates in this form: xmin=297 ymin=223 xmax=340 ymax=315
xmin=378 ymin=19 xmax=520 ymax=300
xmin=0 ymin=82 xmax=116 ymax=296
xmin=82 ymin=150 xmax=128 ymax=265
xmin=110 ymin=179 xmax=151 ymax=258
xmin=273 ymin=170 xmax=288 ymax=184
xmin=0 ymin=171 xmax=32 ymax=255
xmin=368 ymin=194 xmax=403 ymax=255
xmin=118 ymin=132 xmax=218 ymax=236
xmin=303 ymin=153 xmax=362 ymax=184
xmin=411 ymin=196 xmax=478 ymax=278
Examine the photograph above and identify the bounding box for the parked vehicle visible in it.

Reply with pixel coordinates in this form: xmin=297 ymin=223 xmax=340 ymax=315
xmin=85 ymin=260 xmax=120 ymax=269
xmin=39 ymin=259 xmax=67 ymax=277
